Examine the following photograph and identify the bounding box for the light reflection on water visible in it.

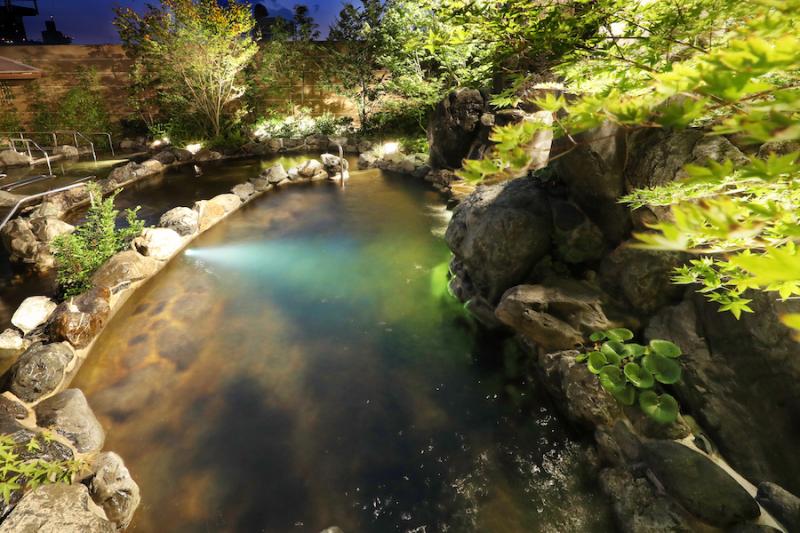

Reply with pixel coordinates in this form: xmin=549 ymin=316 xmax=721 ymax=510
xmin=73 ymin=171 xmax=615 ymax=532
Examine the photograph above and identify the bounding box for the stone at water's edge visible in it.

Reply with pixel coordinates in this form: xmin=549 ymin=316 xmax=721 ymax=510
xmin=0 ymin=190 xmax=23 ymax=208
xmin=134 ymin=227 xmax=183 ymax=261
xmin=208 ymin=193 xmax=242 ymax=214
xmin=0 ymin=483 xmax=114 ymax=533
xmin=445 ymin=177 xmax=552 ymax=304
xmin=641 ymin=441 xmax=760 ymax=527
xmin=89 ymin=452 xmax=141 ymax=530
xmin=0 ymin=328 xmax=29 ymax=355
xmin=92 ymin=250 xmax=160 ymax=291
xmin=6 ymin=343 xmax=74 ymax=403
xmin=193 ymin=200 xmax=226 ymax=232
xmin=29 ymin=217 xmax=74 ymax=243
xmin=495 ymin=283 xmax=611 ymax=351
xmin=0 ymin=149 xmax=32 ymax=168
xmin=47 ymin=287 xmax=112 ymax=349
xmin=35 ymin=389 xmax=106 ymax=454
xmin=11 ymin=296 xmax=57 ymax=335
xmin=159 ymin=207 xmax=199 ymax=237
xmin=231 ymin=182 xmax=256 ymax=201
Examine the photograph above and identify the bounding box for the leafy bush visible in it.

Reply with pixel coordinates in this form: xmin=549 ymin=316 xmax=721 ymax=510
xmin=252 ymin=110 xmax=353 ymax=139
xmin=399 ymin=135 xmax=429 ymax=154
xmin=0 ymin=433 xmax=84 ymax=504
xmin=27 ymin=70 xmax=111 ymax=135
xmin=578 ymin=328 xmax=683 ymax=424
xmin=52 ymin=184 xmax=145 ymax=298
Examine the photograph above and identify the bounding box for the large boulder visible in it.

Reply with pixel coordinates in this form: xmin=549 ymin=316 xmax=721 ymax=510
xmin=29 ymin=217 xmax=74 ymax=243
xmin=600 ymin=244 xmax=688 ymax=314
xmin=0 ymin=149 xmax=32 ymax=167
xmin=1 ymin=218 xmax=49 ymax=267
xmin=292 ymin=159 xmax=327 ymax=181
xmin=647 ymin=293 xmax=800 ymax=494
xmin=53 ymin=145 xmax=80 ymax=158
xmin=5 ymin=342 xmax=75 ymax=402
xmin=92 ymin=250 xmax=160 ymax=291
xmin=445 ymin=177 xmax=552 ymax=303
xmin=133 ymin=227 xmax=183 ymax=261
xmin=35 ymin=389 xmax=105 ymax=453
xmin=152 ymin=150 xmax=176 ymax=165
xmin=550 ymin=199 xmax=607 ymax=264
xmin=0 ymin=190 xmax=23 ymax=208
xmin=192 ymin=200 xmax=226 ymax=232
xmin=320 ymin=153 xmax=349 ymax=173
xmin=428 ymin=88 xmax=486 ymax=169
xmin=0 ymin=483 xmax=114 ymax=533
xmin=756 ymin=482 xmax=800 ymax=533
xmin=641 ymin=441 xmax=760 ymax=527
xmin=159 ymin=207 xmax=199 ymax=237
xmin=496 ymin=283 xmax=611 ymax=351
xmin=11 ymin=296 xmax=57 ymax=335
xmin=89 ymin=452 xmax=141 ymax=530
xmin=46 ymin=287 xmax=111 ymax=349
xmin=208 ymin=193 xmax=241 ymax=214
xmin=0 ymin=328 xmax=29 ymax=359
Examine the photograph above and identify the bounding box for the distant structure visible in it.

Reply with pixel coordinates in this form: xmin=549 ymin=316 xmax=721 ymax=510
xmin=1 ymin=1 xmax=71 ymax=45
xmin=41 ymin=17 xmax=70 ymax=45
xmin=0 ymin=0 xmax=38 ymax=44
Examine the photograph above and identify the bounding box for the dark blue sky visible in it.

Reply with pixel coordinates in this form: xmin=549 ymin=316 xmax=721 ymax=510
xmin=27 ymin=0 xmax=344 ymax=44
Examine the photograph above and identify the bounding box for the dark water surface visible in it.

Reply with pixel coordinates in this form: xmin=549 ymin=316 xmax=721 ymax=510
xmin=73 ymin=169 xmax=615 ymax=532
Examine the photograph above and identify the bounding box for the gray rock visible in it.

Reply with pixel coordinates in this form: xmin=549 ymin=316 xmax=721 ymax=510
xmin=445 ymin=177 xmax=552 ymax=303
xmin=641 ymin=441 xmax=760 ymax=527
xmin=428 ymin=88 xmax=486 ymax=169
xmin=647 ymin=294 xmax=800 ymax=494
xmin=599 ymin=466 xmax=701 ymax=533
xmin=35 ymin=389 xmax=105 ymax=453
xmin=89 ymin=452 xmax=141 ymax=529
xmin=0 ymin=483 xmax=114 ymax=533
xmin=757 ymin=140 xmax=800 ymax=159
xmin=320 ymin=152 xmax=349 ymax=173
xmin=0 ymin=328 xmax=29 ymax=358
xmin=293 ymin=159 xmax=325 ymax=180
xmin=1 ymin=218 xmax=50 ymax=267
xmin=496 ymin=283 xmax=611 ymax=351
xmin=194 ymin=149 xmax=222 ymax=162
xmin=0 ymin=190 xmax=23 ymax=208
xmin=46 ymin=286 xmax=111 ymax=349
xmin=6 ymin=343 xmax=75 ymax=403
xmin=92 ymin=250 xmax=160 ymax=291
xmin=159 ymin=207 xmax=199 ymax=237
xmin=357 ymin=151 xmax=378 ymax=169
xmin=53 ymin=145 xmax=80 ymax=158
xmin=138 ymin=159 xmax=164 ymax=176
xmin=171 ymin=148 xmax=194 ymax=162
xmin=133 ymin=227 xmax=183 ymax=261
xmin=0 ymin=395 xmax=28 ymax=420
xmin=29 ymin=217 xmax=74 ymax=243
xmin=152 ymin=150 xmax=176 ymax=165
xmin=208 ymin=193 xmax=241 ymax=214
xmin=0 ymin=149 xmax=32 ymax=167
xmin=231 ymin=182 xmax=255 ymax=201
xmin=262 ymin=163 xmax=288 ymax=184
xmin=320 ymin=528 xmax=344 ymax=533
xmin=756 ymin=482 xmax=800 ymax=533
xmin=192 ymin=200 xmax=226 ymax=232
xmin=550 ymin=199 xmax=607 ymax=264
xmin=11 ymin=296 xmax=57 ymax=335
xmin=600 ymin=244 xmax=687 ymax=314
xmin=105 ymin=162 xmax=140 ymax=186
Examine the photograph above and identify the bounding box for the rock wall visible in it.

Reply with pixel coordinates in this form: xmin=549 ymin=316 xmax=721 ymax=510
xmin=444 ymin=124 xmax=800 ymax=532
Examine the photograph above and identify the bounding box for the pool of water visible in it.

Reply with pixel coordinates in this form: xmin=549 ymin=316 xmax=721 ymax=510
xmin=73 ymin=169 xmax=615 ymax=532
xmin=0 ymin=155 xmax=320 ymax=328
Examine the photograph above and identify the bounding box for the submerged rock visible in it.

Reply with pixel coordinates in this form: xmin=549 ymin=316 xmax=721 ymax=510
xmin=159 ymin=207 xmax=199 ymax=237
xmin=35 ymin=389 xmax=105 ymax=453
xmin=47 ymin=287 xmax=111 ymax=349
xmin=92 ymin=250 xmax=160 ymax=291
xmin=134 ymin=227 xmax=183 ymax=261
xmin=0 ymin=483 xmax=114 ymax=533
xmin=445 ymin=177 xmax=552 ymax=303
xmin=89 ymin=452 xmax=141 ymax=530
xmin=495 ymin=283 xmax=610 ymax=350
xmin=641 ymin=441 xmax=759 ymax=527
xmin=6 ymin=342 xmax=75 ymax=402
xmin=11 ymin=296 xmax=57 ymax=335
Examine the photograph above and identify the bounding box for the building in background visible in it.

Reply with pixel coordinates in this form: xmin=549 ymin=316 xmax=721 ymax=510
xmin=1 ymin=1 xmax=71 ymax=45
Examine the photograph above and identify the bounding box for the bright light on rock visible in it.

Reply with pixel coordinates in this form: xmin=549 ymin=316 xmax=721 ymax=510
xmin=382 ymin=142 xmax=399 ymax=155
xmin=185 ymin=143 xmax=203 ymax=154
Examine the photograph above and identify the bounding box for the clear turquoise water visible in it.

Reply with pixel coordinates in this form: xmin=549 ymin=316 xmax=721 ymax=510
xmin=74 ymin=168 xmax=615 ymax=532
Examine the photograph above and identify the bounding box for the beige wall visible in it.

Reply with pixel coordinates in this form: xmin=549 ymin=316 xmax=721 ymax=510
xmin=0 ymin=44 xmax=357 ymax=129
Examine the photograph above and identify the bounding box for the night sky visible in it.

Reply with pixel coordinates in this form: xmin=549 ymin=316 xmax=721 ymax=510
xmin=27 ymin=0 xmax=345 ymax=44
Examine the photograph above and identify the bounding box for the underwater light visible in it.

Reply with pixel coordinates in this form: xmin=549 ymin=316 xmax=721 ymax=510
xmin=382 ymin=142 xmax=399 ymax=155
xmin=185 ymin=143 xmax=203 ymax=154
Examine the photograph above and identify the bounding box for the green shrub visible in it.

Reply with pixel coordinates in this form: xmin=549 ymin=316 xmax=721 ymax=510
xmin=52 ymin=183 xmax=145 ymax=298
xmin=252 ymin=109 xmax=353 ymax=139
xmin=578 ymin=328 xmax=683 ymax=424
xmin=0 ymin=433 xmax=84 ymax=504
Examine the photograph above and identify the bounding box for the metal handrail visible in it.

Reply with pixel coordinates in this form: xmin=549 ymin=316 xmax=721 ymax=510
xmin=336 ymin=143 xmax=348 ymax=189
xmin=3 ymin=138 xmax=53 ymax=176
xmin=0 ymin=181 xmax=88 ymax=233
xmin=87 ymin=132 xmax=115 ymax=157
xmin=56 ymin=130 xmax=96 ymax=163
